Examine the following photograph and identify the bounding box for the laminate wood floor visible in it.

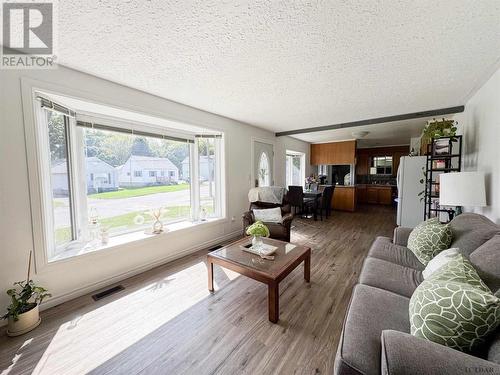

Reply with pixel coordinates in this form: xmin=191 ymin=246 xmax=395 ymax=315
xmin=0 ymin=205 xmax=396 ymax=375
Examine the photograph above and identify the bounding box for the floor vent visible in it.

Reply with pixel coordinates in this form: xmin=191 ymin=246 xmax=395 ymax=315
xmin=92 ymin=285 xmax=125 ymax=301
xmin=208 ymin=245 xmax=223 ymax=252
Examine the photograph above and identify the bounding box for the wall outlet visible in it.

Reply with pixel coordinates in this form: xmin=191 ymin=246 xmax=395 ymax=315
xmin=231 ymin=216 xmax=235 ymax=222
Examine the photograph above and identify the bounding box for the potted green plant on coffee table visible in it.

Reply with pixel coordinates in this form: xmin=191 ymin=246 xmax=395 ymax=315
xmin=246 ymin=221 xmax=270 ymax=251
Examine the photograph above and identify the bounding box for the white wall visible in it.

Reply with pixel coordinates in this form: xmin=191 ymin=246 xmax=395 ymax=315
xmin=0 ymin=66 xmax=310 ymax=319
xmin=454 ymin=66 xmax=500 ymax=223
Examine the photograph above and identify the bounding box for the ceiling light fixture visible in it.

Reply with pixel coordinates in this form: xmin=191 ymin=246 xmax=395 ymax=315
xmin=351 ymin=131 xmax=369 ymax=139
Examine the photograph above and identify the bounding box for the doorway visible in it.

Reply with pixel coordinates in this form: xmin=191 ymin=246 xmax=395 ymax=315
xmin=253 ymin=140 xmax=274 ymax=187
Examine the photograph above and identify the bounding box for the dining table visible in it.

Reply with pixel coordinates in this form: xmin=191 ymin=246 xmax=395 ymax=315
xmin=303 ymin=189 xmax=322 ymax=221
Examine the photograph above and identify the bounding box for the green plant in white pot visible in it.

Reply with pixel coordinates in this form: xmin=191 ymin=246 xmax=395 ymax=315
xmin=246 ymin=221 xmax=270 ymax=251
xmin=421 ymin=118 xmax=458 ymax=145
xmin=2 ymin=251 xmax=51 ymax=336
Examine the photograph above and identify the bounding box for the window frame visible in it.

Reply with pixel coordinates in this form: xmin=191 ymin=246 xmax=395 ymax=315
xmin=285 ymin=150 xmax=305 ymax=188
xmin=371 ymin=156 xmax=393 ymax=175
xmin=22 ymin=81 xmax=226 ymax=270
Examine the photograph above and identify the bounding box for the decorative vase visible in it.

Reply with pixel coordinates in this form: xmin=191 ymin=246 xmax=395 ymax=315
xmin=6 ymin=303 xmax=41 ymax=337
xmin=152 ymin=219 xmax=163 ymax=234
xmin=252 ymin=235 xmax=263 ymax=251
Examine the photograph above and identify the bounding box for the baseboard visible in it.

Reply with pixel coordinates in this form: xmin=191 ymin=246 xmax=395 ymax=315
xmin=0 ymin=230 xmax=242 ymax=328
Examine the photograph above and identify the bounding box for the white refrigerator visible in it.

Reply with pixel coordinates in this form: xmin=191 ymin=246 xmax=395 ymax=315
xmin=397 ymin=156 xmax=426 ymax=228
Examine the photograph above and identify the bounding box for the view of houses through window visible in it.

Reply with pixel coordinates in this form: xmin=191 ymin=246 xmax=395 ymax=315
xmin=42 ymin=96 xmax=222 ymax=261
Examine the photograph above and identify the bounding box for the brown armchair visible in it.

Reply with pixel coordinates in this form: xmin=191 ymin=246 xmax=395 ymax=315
xmin=242 ymin=201 xmax=294 ymax=242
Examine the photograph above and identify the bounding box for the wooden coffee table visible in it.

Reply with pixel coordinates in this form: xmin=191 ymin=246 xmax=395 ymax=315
xmin=207 ymin=237 xmax=311 ymax=323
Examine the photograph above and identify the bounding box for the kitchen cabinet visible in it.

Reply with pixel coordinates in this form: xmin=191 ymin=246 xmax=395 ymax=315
xmin=356 ymin=154 xmax=369 ymax=176
xmin=366 ymin=186 xmax=393 ymax=205
xmin=331 ymin=186 xmax=356 ymax=212
xmin=356 ymin=185 xmax=367 ymax=204
xmin=311 ymin=140 xmax=356 ymax=165
xmin=392 ymin=151 xmax=405 ymax=176
xmin=378 ymin=187 xmax=393 ymax=205
xmin=367 ymin=187 xmax=379 ymax=204
xmin=356 ymin=146 xmax=409 ymax=177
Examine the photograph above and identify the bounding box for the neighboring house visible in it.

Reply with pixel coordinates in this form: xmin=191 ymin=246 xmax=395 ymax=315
xmin=118 ymin=155 xmax=179 ymax=187
xmin=181 ymin=155 xmax=214 ymax=181
xmin=86 ymin=157 xmax=119 ymax=193
xmin=51 ymin=157 xmax=119 ymax=195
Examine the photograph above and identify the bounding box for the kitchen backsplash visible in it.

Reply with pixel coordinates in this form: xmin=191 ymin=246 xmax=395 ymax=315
xmin=357 ymin=174 xmax=397 ymax=185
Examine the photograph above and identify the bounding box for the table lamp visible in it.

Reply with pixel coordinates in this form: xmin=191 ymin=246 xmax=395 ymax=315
xmin=439 ymin=172 xmax=486 ymax=215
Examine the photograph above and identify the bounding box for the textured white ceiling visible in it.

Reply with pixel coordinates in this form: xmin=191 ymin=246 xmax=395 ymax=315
xmin=57 ymin=1 xmax=500 ymax=136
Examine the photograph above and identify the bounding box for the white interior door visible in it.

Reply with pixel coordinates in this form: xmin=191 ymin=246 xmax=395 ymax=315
xmin=253 ymin=140 xmax=274 ymax=187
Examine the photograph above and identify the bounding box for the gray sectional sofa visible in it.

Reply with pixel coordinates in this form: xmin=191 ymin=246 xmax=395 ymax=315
xmin=334 ymin=213 xmax=500 ymax=375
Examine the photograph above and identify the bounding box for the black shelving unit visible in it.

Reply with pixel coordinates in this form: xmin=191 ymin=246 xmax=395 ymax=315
xmin=424 ymin=135 xmax=463 ymax=222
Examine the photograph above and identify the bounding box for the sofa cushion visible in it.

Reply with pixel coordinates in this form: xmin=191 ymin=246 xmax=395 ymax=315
xmin=335 ymin=284 xmax=410 ymax=375
xmin=407 ymin=218 xmax=453 ymax=265
xmin=368 ymin=237 xmax=424 ymax=270
xmin=381 ymin=330 xmax=500 ymax=375
xmin=470 ymin=235 xmax=500 ymax=293
xmin=488 ymin=329 xmax=500 ymax=365
xmin=360 ymin=258 xmax=423 ymax=298
xmin=409 ymin=253 xmax=500 ymax=352
xmin=449 ymin=213 xmax=500 ymax=256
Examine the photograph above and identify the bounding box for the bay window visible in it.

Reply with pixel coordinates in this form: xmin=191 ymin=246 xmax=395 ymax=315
xmin=32 ymin=93 xmax=224 ymax=262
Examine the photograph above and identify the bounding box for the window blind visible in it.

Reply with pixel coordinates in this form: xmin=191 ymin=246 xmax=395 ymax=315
xmin=76 ymin=121 xmax=195 ymax=144
xmin=37 ymin=96 xmax=76 ymax=117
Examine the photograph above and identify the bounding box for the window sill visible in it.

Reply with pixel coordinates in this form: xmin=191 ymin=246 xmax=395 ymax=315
xmin=49 ymin=217 xmax=226 ymax=263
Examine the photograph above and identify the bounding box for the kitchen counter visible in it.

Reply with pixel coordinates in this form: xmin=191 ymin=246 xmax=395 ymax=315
xmin=319 ymin=185 xmax=356 ymax=211
xmin=356 ymin=184 xmax=397 ymax=188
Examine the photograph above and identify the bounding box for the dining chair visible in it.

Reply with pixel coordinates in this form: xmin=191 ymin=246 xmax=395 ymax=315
xmin=287 ymin=186 xmax=314 ymax=217
xmin=319 ymin=185 xmax=335 ymax=220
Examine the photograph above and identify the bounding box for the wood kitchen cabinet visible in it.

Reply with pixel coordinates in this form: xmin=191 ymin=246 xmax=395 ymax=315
xmin=366 ymin=186 xmax=393 ymax=205
xmin=366 ymin=187 xmax=379 ymax=204
xmin=356 ymin=153 xmax=369 ymax=176
xmin=392 ymin=151 xmax=405 ymax=177
xmin=356 ymin=185 xmax=367 ymax=204
xmin=331 ymin=186 xmax=356 ymax=212
xmin=378 ymin=187 xmax=393 ymax=205
xmin=311 ymin=140 xmax=356 ymax=165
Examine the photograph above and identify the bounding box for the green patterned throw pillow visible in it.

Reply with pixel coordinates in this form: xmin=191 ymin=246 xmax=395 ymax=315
xmin=407 ymin=218 xmax=452 ymax=265
xmin=409 ymin=253 xmax=500 ymax=352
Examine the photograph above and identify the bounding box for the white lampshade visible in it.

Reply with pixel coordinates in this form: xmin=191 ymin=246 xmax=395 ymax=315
xmin=439 ymin=172 xmax=486 ymax=207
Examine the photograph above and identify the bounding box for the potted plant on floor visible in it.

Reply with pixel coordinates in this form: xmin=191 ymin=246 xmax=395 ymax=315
xmin=2 ymin=251 xmax=51 ymax=336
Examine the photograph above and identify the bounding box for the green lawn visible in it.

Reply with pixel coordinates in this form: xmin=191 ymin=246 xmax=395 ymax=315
xmin=88 ymin=184 xmax=190 ymax=199
xmin=53 ymin=200 xmax=67 ymax=208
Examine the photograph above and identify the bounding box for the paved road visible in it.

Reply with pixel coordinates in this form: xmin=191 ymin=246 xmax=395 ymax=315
xmin=54 ymin=184 xmax=214 ymax=227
